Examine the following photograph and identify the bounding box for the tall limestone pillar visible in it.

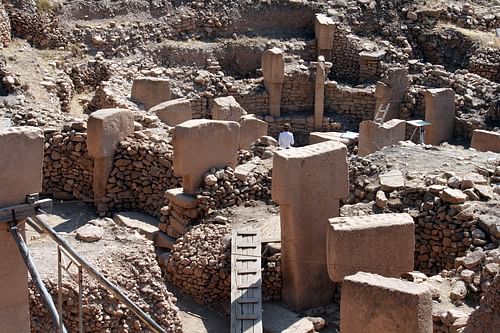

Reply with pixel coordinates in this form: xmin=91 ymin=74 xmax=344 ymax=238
xmin=314 ymin=56 xmax=326 ymax=130
xmin=315 ymin=14 xmax=335 ymax=61
xmin=262 ymin=48 xmax=285 ymax=117
xmin=0 ymin=126 xmax=44 ymax=333
xmin=272 ymin=141 xmax=349 ymax=311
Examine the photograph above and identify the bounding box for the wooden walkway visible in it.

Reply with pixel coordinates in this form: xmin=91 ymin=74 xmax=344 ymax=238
xmin=231 ymin=229 xmax=263 ymax=333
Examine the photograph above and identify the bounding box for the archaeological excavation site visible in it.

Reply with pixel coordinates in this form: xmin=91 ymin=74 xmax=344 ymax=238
xmin=1 ymin=0 xmax=500 ymax=332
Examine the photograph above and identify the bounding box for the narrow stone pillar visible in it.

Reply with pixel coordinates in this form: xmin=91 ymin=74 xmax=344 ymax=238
xmin=374 ymin=67 xmax=409 ymax=121
xmin=0 ymin=126 xmax=44 ymax=333
xmin=423 ymin=88 xmax=455 ymax=145
xmin=341 ymin=272 xmax=432 ymax=333
xmin=173 ymin=119 xmax=240 ymax=194
xmin=262 ymin=48 xmax=285 ymax=117
xmin=314 ymin=14 xmax=335 ymax=61
xmin=272 ymin=141 xmax=349 ymax=310
xmin=314 ymin=56 xmax=326 ymax=130
xmin=87 ymin=109 xmax=134 ymax=212
xmin=358 ymin=119 xmax=406 ymax=156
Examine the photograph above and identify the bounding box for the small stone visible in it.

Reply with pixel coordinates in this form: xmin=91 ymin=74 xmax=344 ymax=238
xmin=440 ymin=188 xmax=467 ymax=204
xmin=75 ymin=224 xmax=104 ymax=242
xmin=375 ymin=190 xmax=388 ymax=208
xmin=204 ymin=174 xmax=218 ymax=186
xmin=449 ymin=281 xmax=467 ymax=302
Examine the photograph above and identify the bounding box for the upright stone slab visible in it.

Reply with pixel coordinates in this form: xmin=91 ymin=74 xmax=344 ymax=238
xmin=471 ymin=129 xmax=500 ymax=153
xmin=272 ymin=141 xmax=349 ymax=310
xmin=358 ymin=119 xmax=406 ymax=156
xmin=341 ymin=272 xmax=432 ymax=333
xmin=87 ymin=109 xmax=134 ymax=210
xmin=327 ymin=213 xmax=414 ymax=282
xmin=239 ymin=115 xmax=268 ymax=150
xmin=173 ymin=120 xmax=240 ymax=194
xmin=131 ymin=77 xmax=171 ymax=110
xmin=374 ymin=68 xmax=409 ymax=121
xmin=151 ymin=98 xmax=192 ymax=126
xmin=314 ymin=14 xmax=335 ymax=60
xmin=262 ymin=48 xmax=285 ymax=117
xmin=314 ymin=57 xmax=326 ymax=130
xmin=212 ymin=96 xmax=247 ymax=122
xmin=0 ymin=126 xmax=44 ymax=333
xmin=423 ymin=88 xmax=455 ymax=145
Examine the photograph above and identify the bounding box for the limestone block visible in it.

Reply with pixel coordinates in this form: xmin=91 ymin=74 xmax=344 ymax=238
xmin=341 ymin=272 xmax=432 ymax=333
xmin=0 ymin=127 xmax=44 ymax=207
xmin=239 ymin=115 xmax=268 ymax=150
xmin=262 ymin=48 xmax=285 ymax=84
xmin=87 ymin=109 xmax=134 ymax=159
xmin=173 ymin=120 xmax=240 ymax=194
xmin=314 ymin=14 xmax=335 ymax=51
xmin=314 ymin=58 xmax=326 ymax=130
xmin=0 ymin=126 xmax=43 ymax=333
xmin=358 ymin=119 xmax=406 ymax=156
xmin=151 ymin=98 xmax=192 ymax=126
xmin=471 ymin=129 xmax=500 ymax=153
xmin=131 ymin=77 xmax=171 ymax=110
xmin=423 ymin=88 xmax=455 ymax=145
xmin=272 ymin=141 xmax=348 ymax=310
xmin=327 ymin=213 xmax=415 ymax=282
xmin=165 ymin=188 xmax=198 ymax=209
xmin=212 ymin=96 xmax=247 ymax=122
xmin=309 ymin=132 xmax=358 ymax=147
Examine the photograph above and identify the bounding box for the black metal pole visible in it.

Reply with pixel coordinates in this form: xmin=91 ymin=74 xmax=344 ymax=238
xmin=8 ymin=222 xmax=68 ymax=333
xmin=29 ymin=214 xmax=166 ymax=333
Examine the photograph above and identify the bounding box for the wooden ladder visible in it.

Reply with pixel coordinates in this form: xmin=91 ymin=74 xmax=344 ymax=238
xmin=374 ymin=102 xmax=391 ymax=123
xmin=231 ymin=229 xmax=263 ymax=333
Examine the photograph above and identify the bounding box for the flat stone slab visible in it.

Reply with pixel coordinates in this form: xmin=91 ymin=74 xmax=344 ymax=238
xmin=165 ymin=188 xmax=198 ymax=209
xmin=263 ymin=303 xmax=315 ymax=333
xmin=379 ymin=169 xmax=405 ymax=191
xmin=113 ymin=212 xmax=159 ymax=240
xmin=234 ymin=163 xmax=258 ymax=181
xmin=153 ymin=232 xmax=176 ymax=250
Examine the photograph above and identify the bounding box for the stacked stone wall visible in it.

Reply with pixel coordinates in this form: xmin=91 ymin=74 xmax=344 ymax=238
xmin=325 ymin=83 xmax=376 ymax=121
xmin=0 ymin=2 xmax=11 ymax=46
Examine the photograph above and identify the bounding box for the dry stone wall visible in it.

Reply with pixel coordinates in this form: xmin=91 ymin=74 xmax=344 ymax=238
xmin=42 ymin=127 xmax=94 ymax=202
xmin=325 ymin=82 xmax=376 ymax=121
xmin=0 ymin=2 xmax=11 ymax=46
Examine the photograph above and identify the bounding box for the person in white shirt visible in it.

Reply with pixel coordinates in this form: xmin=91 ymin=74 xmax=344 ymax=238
xmin=278 ymin=123 xmax=294 ymax=149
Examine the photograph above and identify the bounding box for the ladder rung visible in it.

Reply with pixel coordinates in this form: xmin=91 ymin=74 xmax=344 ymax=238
xmin=238 ymin=268 xmax=259 ymax=274
xmin=237 ymin=298 xmax=260 ymax=304
xmin=236 ymin=314 xmax=258 ymax=320
xmin=238 ymin=282 xmax=260 ymax=289
xmin=237 ymin=244 xmax=258 ymax=249
xmin=237 ymin=231 xmax=257 ymax=236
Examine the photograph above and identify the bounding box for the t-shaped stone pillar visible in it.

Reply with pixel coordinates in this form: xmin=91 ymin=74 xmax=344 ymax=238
xmin=423 ymin=88 xmax=455 ymax=145
xmin=87 ymin=109 xmax=134 ymax=211
xmin=262 ymin=48 xmax=285 ymax=117
xmin=272 ymin=141 xmax=349 ymax=310
xmin=173 ymin=119 xmax=240 ymax=194
xmin=314 ymin=56 xmax=326 ymax=130
xmin=374 ymin=68 xmax=409 ymax=121
xmin=0 ymin=126 xmax=44 ymax=333
xmin=315 ymin=14 xmax=335 ymax=61
xmin=239 ymin=115 xmax=268 ymax=150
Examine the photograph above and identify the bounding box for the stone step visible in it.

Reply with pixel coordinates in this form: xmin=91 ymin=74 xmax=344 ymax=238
xmin=113 ymin=211 xmax=159 ymax=240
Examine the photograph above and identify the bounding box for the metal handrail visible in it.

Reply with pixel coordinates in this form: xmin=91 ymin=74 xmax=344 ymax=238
xmin=28 ymin=212 xmax=167 ymax=333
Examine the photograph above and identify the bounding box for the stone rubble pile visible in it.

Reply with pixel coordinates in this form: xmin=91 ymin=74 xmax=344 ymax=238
xmin=165 ymin=223 xmax=282 ymax=307
xmin=29 ymin=245 xmax=182 ymax=332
